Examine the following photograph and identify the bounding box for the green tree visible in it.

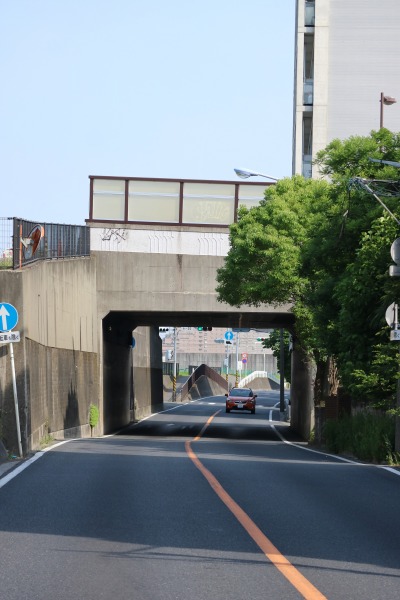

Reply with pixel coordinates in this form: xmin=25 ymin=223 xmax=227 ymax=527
xmin=313 ymin=130 xmax=400 ymax=408
xmin=217 ymin=129 xmax=400 ymax=408
xmin=333 ymin=216 xmax=400 ymax=408
xmin=216 ymin=175 xmax=333 ymax=397
xmin=261 ymin=330 xmax=292 ymax=383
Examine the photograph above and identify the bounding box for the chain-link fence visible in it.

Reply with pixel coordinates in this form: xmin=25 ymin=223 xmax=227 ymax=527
xmin=0 ymin=217 xmax=90 ymax=269
xmin=0 ymin=218 xmax=13 ymax=268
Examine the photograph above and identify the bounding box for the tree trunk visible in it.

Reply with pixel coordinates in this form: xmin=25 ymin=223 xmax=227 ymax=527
xmin=314 ymin=355 xmax=340 ymax=405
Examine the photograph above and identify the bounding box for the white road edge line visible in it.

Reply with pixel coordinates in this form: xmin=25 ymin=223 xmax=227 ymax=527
xmin=271 ymin=423 xmax=400 ymax=475
xmin=0 ymin=439 xmax=72 ymax=489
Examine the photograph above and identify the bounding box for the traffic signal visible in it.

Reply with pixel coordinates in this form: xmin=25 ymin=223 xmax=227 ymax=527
xmin=197 ymin=326 xmax=212 ymax=331
xmin=159 ymin=327 xmax=170 ymax=332
xmin=257 ymin=337 xmax=267 ymax=341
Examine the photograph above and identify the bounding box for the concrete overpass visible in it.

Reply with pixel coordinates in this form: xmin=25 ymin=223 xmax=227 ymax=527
xmin=0 ymin=177 xmax=314 ymax=455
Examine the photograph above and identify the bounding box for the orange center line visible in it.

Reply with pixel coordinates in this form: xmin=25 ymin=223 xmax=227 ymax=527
xmin=186 ymin=411 xmax=327 ymax=600
xmin=193 ymin=410 xmax=221 ymax=441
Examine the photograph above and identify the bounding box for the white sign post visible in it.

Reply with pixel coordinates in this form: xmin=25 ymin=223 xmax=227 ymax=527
xmin=0 ymin=302 xmax=22 ymax=457
xmin=8 ymin=340 xmax=22 ymax=457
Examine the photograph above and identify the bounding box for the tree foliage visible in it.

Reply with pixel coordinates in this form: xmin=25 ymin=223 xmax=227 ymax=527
xmin=217 ymin=129 xmax=400 ymax=408
xmin=261 ymin=330 xmax=292 ymax=383
xmin=216 ymin=176 xmax=332 ymax=354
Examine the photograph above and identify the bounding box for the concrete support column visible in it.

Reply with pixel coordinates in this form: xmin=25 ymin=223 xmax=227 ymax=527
xmin=132 ymin=326 xmax=163 ymax=420
xmin=290 ymin=343 xmax=315 ymax=440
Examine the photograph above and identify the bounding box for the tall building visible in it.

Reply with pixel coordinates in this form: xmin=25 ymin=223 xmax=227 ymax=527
xmin=293 ymin=0 xmax=400 ymax=179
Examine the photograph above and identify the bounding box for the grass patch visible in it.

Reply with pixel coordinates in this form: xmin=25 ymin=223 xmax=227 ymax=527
xmin=323 ymin=412 xmax=397 ymax=463
xmin=0 ymin=259 xmax=12 ymax=269
xmin=39 ymin=433 xmax=54 ymax=449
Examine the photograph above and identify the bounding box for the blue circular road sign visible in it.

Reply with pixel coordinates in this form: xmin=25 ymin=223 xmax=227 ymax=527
xmin=0 ymin=302 xmax=19 ymax=332
xmin=224 ymin=331 xmax=234 ymax=341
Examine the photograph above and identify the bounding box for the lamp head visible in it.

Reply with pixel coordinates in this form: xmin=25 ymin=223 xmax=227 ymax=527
xmin=234 ymin=168 xmax=253 ymax=179
xmin=234 ymin=168 xmax=278 ymax=182
xmin=383 ymin=95 xmax=397 ymax=106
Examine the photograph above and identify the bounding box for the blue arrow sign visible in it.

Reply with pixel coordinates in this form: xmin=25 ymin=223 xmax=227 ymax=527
xmin=0 ymin=303 xmax=19 ymax=332
xmin=224 ymin=331 xmax=234 ymax=341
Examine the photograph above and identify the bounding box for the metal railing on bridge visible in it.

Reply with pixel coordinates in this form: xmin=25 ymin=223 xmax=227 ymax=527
xmin=0 ymin=217 xmax=90 ymax=270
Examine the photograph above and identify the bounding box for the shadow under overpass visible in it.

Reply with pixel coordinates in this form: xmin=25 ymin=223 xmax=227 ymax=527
xmin=101 ymin=310 xmax=313 ymax=440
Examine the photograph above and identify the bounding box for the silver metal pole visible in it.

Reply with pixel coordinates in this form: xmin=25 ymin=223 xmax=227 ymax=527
xmin=173 ymin=328 xmax=177 ymax=400
xmin=9 ymin=341 xmax=23 ymax=457
xmin=235 ymin=332 xmax=240 ymax=386
xmin=395 ymin=306 xmax=400 ymax=452
xmin=280 ymin=328 xmax=285 ymax=417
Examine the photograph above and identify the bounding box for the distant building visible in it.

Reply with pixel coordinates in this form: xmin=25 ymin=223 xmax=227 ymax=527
xmin=293 ymin=0 xmax=400 ymax=179
xmin=161 ymin=327 xmax=277 ymax=374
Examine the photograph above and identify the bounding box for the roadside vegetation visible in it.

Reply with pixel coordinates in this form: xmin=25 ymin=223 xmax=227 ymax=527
xmin=324 ymin=412 xmax=399 ymax=464
xmin=216 ymin=129 xmax=400 ymax=462
xmin=89 ymin=403 xmax=100 ymax=437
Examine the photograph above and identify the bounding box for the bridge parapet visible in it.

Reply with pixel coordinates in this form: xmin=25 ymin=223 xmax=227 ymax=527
xmin=88 ymin=176 xmax=270 ymax=227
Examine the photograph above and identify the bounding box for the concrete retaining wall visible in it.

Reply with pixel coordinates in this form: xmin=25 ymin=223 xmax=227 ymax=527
xmin=0 ymin=259 xmax=99 ymax=454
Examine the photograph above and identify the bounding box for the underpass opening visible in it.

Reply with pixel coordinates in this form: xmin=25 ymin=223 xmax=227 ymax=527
xmin=101 ymin=310 xmax=301 ymax=436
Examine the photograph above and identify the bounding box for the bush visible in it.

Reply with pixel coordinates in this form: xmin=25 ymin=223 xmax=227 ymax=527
xmin=323 ymin=412 xmax=395 ymax=463
xmin=89 ymin=404 xmax=100 ymax=436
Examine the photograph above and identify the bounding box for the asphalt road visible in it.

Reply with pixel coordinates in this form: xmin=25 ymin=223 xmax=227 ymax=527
xmin=0 ymin=390 xmax=400 ymax=600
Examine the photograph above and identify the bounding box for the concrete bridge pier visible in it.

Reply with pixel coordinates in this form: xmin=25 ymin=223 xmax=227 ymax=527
xmin=290 ymin=343 xmax=315 ymax=440
xmin=102 ymin=316 xmax=163 ymax=433
xmin=130 ymin=325 xmax=163 ymax=421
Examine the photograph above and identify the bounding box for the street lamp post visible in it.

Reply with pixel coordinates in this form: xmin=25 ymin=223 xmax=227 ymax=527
xmin=279 ymin=328 xmax=286 ymax=420
xmin=234 ymin=167 xmax=286 ymax=416
xmin=380 ymin=92 xmax=397 ymax=129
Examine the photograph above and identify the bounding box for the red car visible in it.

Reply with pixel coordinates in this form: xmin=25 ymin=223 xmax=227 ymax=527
xmin=225 ymin=387 xmax=257 ymax=414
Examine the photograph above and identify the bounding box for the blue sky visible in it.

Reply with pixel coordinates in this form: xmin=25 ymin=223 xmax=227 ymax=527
xmin=1 ymin=1 xmax=295 ymax=225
